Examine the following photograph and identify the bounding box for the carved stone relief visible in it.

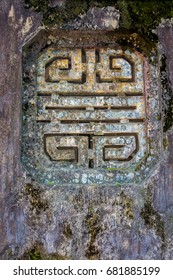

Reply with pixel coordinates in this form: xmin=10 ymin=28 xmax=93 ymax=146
xmin=22 ymin=31 xmax=161 ymax=185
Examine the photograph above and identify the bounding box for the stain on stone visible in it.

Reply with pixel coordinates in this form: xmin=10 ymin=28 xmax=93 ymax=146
xmin=62 ymin=222 xmax=73 ymax=239
xmin=119 ymin=191 xmax=134 ymax=220
xmin=72 ymin=189 xmax=85 ymax=211
xmin=24 ymin=0 xmax=173 ymax=43
xmin=24 ymin=0 xmax=118 ymax=27
xmin=22 ymin=184 xmax=49 ymax=216
xmin=22 ymin=31 xmax=160 ymax=186
xmin=84 ymin=205 xmax=102 ymax=259
xmin=24 ymin=0 xmax=88 ymax=27
xmin=68 ymin=6 xmax=120 ymax=30
xmin=116 ymin=34 xmax=156 ymax=62
xmin=119 ymin=1 xmax=173 ymax=41
xmin=140 ymin=187 xmax=165 ymax=250
xmin=160 ymin=54 xmax=173 ymax=132
xmin=21 ymin=243 xmax=71 ymax=260
xmin=23 ymin=245 xmax=42 ymax=260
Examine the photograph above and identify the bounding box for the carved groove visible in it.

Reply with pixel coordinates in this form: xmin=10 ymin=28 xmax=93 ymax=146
xmin=36 ymin=47 xmax=146 ymax=171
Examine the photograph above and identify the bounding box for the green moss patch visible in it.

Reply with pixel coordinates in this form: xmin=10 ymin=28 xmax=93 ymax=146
xmin=21 ymin=243 xmax=71 ymax=260
xmin=25 ymin=0 xmax=173 ymax=39
xmin=84 ymin=205 xmax=102 ymax=259
xmin=23 ymin=184 xmax=49 ymax=215
xmin=119 ymin=0 xmax=173 ymax=40
xmin=140 ymin=188 xmax=165 ymax=248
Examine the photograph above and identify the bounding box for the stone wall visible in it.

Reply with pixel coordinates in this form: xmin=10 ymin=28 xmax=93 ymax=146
xmin=1 ymin=0 xmax=173 ymax=259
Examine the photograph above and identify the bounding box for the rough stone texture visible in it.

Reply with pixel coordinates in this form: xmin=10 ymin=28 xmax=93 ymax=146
xmin=67 ymin=7 xmax=120 ymax=30
xmin=50 ymin=0 xmax=66 ymax=8
xmin=1 ymin=0 xmax=173 ymax=260
xmin=0 ymin=0 xmax=41 ymax=259
xmin=158 ymin=26 xmax=173 ymax=90
xmin=21 ymin=30 xmax=160 ymax=187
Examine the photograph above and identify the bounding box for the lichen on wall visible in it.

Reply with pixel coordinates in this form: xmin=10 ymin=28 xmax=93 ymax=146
xmin=3 ymin=0 xmax=172 ymax=260
xmin=160 ymin=55 xmax=173 ymax=132
xmin=24 ymin=0 xmax=173 ymax=36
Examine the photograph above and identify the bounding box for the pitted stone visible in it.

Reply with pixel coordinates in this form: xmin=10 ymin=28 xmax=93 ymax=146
xmin=21 ymin=31 xmax=161 ymax=185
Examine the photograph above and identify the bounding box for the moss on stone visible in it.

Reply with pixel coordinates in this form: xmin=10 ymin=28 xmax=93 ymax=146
xmin=24 ymin=0 xmax=173 ymax=44
xmin=120 ymin=192 xmax=134 ymax=219
xmin=25 ymin=246 xmax=42 ymax=260
xmin=63 ymin=222 xmax=73 ymax=239
xmin=117 ymin=0 xmax=131 ymax=29
xmin=84 ymin=205 xmax=102 ymax=259
xmin=72 ymin=189 xmax=85 ymax=211
xmin=23 ymin=183 xmax=49 ymax=215
xmin=160 ymin=55 xmax=173 ymax=132
xmin=24 ymin=0 xmax=173 ymax=62
xmin=24 ymin=0 xmax=85 ymax=26
xmin=113 ymin=191 xmax=134 ymax=219
xmin=24 ymin=0 xmax=173 ymax=35
xmin=118 ymin=0 xmax=173 ymax=40
xmin=21 ymin=243 xmax=71 ymax=260
xmin=116 ymin=33 xmax=156 ymax=62
xmin=140 ymin=188 xmax=165 ymax=249
xmin=163 ymin=137 xmax=169 ymax=149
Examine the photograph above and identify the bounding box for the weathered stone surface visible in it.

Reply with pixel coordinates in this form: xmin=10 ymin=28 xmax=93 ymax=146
xmin=158 ymin=26 xmax=173 ymax=89
xmin=1 ymin=0 xmax=173 ymax=260
xmin=22 ymin=31 xmax=159 ymax=186
xmin=0 ymin=0 xmax=41 ymax=259
xmin=67 ymin=7 xmax=120 ymax=30
xmin=50 ymin=0 xmax=66 ymax=8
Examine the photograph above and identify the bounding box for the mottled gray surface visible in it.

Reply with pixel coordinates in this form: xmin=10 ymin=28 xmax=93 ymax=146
xmin=66 ymin=7 xmax=120 ymax=30
xmin=1 ymin=0 xmax=173 ymax=260
xmin=18 ymin=180 xmax=165 ymax=259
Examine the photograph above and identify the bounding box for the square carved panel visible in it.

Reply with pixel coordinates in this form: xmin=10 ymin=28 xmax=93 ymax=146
xmin=22 ymin=31 xmax=161 ymax=185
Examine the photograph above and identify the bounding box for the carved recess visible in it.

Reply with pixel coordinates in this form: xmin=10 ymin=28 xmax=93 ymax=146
xmin=22 ymin=31 xmax=161 ymax=185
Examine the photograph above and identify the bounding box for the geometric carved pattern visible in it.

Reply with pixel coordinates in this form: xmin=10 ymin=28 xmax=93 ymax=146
xmin=45 ymin=57 xmax=71 ymax=82
xmin=37 ymin=48 xmax=143 ymax=95
xmin=43 ymin=130 xmax=145 ymax=169
xmin=22 ymin=30 xmax=161 ymax=186
xmin=36 ymin=47 xmax=146 ymax=171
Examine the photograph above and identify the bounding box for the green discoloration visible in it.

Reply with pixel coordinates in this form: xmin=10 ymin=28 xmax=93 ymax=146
xmin=118 ymin=0 xmax=131 ymax=29
xmin=117 ymin=0 xmax=173 ymax=62
xmin=24 ymin=0 xmax=173 ymax=62
xmin=85 ymin=205 xmax=102 ymax=259
xmin=21 ymin=243 xmax=71 ymax=260
xmin=25 ymin=0 xmax=65 ymax=27
xmin=25 ymin=0 xmax=173 ymax=40
xmin=25 ymin=246 xmax=42 ymax=260
xmin=24 ymin=0 xmax=116 ymax=27
xmin=23 ymin=184 xmax=49 ymax=215
xmin=140 ymin=188 xmax=165 ymax=248
xmin=119 ymin=1 xmax=173 ymax=40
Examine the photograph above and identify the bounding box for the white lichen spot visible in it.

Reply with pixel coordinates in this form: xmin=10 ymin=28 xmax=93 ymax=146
xmin=19 ymin=15 xmax=24 ymax=25
xmin=20 ymin=17 xmax=33 ymax=37
xmin=103 ymin=18 xmax=119 ymax=29
xmin=8 ymin=5 xmax=15 ymax=23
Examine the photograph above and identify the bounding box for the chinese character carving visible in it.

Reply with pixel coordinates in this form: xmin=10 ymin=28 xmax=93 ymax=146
xmin=22 ymin=32 xmax=160 ymax=185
